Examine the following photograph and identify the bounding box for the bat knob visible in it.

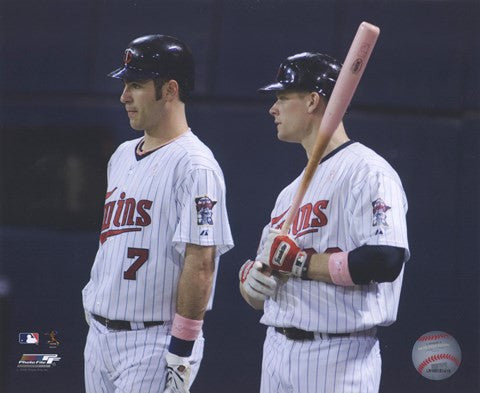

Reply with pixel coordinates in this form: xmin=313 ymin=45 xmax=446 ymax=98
xmin=261 ymin=264 xmax=273 ymax=276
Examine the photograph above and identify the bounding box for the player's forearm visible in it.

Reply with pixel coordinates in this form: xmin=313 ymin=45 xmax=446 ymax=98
xmin=176 ymin=270 xmax=213 ymax=320
xmin=176 ymin=244 xmax=216 ymax=320
xmin=263 ymin=231 xmax=405 ymax=285
xmin=304 ymin=253 xmax=335 ymax=283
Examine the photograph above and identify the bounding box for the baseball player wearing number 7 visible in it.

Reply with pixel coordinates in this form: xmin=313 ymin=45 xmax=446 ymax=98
xmin=82 ymin=34 xmax=233 ymax=393
xmin=239 ymin=52 xmax=410 ymax=393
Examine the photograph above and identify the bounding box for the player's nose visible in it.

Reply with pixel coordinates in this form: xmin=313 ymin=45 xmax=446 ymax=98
xmin=269 ymin=102 xmax=279 ymax=116
xmin=120 ymin=85 xmax=132 ymax=104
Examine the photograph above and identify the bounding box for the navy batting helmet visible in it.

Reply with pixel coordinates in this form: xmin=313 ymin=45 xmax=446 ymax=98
xmin=108 ymin=34 xmax=195 ymax=93
xmin=259 ymin=52 xmax=341 ymax=99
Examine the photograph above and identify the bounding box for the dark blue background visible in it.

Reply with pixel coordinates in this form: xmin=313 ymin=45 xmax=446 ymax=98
xmin=0 ymin=1 xmax=478 ymax=392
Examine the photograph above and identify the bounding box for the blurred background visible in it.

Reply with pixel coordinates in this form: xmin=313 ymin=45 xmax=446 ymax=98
xmin=0 ymin=0 xmax=478 ymax=392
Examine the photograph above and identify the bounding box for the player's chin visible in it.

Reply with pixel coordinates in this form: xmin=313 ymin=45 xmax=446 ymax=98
xmin=129 ymin=120 xmax=144 ymax=131
xmin=277 ymin=131 xmax=297 ymax=143
xmin=276 ymin=127 xmax=287 ymax=140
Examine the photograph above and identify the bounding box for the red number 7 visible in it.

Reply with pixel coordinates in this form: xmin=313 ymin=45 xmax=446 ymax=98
xmin=124 ymin=247 xmax=149 ymax=280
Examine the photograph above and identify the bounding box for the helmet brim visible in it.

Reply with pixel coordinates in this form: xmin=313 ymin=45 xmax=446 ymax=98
xmin=258 ymin=82 xmax=288 ymax=92
xmin=108 ymin=67 xmax=128 ymax=79
xmin=108 ymin=66 xmax=160 ymax=81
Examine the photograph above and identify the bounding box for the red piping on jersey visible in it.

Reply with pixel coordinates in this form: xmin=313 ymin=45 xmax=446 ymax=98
xmin=271 ymin=208 xmax=289 ymax=227
xmin=105 ymin=187 xmax=118 ymax=200
xmin=295 ymin=228 xmax=319 ymax=238
xmin=100 ymin=228 xmax=142 ymax=244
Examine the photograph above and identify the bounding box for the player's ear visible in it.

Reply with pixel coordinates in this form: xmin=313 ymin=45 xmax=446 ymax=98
xmin=306 ymin=92 xmax=324 ymax=114
xmin=164 ymin=80 xmax=179 ymax=101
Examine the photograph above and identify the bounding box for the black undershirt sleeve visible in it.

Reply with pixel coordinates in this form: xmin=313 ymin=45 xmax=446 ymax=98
xmin=348 ymin=245 xmax=405 ymax=285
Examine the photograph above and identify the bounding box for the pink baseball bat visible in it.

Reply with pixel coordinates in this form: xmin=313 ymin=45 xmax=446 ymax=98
xmin=280 ymin=21 xmax=380 ymax=235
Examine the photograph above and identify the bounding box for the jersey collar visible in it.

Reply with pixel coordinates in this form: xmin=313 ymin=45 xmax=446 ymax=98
xmin=320 ymin=140 xmax=356 ymax=164
xmin=134 ymin=129 xmax=191 ymax=161
xmin=135 ymin=139 xmax=163 ymax=161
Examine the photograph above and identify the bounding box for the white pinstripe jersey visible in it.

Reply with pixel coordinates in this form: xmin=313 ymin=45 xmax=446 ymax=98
xmin=82 ymin=130 xmax=233 ymax=322
xmin=258 ymin=141 xmax=410 ymax=333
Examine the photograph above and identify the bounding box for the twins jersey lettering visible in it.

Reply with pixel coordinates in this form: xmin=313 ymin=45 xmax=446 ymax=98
xmin=82 ymin=130 xmax=234 ymax=322
xmin=258 ymin=141 xmax=410 ymax=333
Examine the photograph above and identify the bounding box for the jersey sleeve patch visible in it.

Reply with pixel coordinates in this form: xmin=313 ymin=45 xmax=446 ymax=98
xmin=372 ymin=198 xmax=391 ymax=235
xmin=195 ymin=196 xmax=217 ymax=226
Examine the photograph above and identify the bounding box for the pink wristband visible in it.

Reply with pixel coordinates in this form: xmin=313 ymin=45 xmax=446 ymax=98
xmin=328 ymin=252 xmax=355 ymax=286
xmin=171 ymin=313 xmax=204 ymax=341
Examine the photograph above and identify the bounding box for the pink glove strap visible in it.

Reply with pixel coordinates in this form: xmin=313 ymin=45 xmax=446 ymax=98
xmin=328 ymin=252 xmax=355 ymax=286
xmin=171 ymin=313 xmax=203 ymax=341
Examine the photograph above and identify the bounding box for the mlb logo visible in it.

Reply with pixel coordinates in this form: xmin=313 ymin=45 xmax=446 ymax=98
xmin=19 ymin=333 xmax=39 ymax=345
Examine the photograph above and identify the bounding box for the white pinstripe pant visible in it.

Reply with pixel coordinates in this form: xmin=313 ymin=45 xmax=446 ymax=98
xmin=84 ymin=317 xmax=204 ymax=393
xmin=260 ymin=327 xmax=381 ymax=393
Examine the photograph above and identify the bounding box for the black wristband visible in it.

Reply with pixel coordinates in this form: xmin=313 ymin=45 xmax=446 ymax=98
xmin=291 ymin=251 xmax=311 ymax=279
xmin=301 ymin=253 xmax=311 ymax=280
xmin=168 ymin=336 xmax=194 ymax=357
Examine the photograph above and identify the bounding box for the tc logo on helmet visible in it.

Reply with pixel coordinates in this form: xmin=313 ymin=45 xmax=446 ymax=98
xmin=124 ymin=49 xmax=133 ymax=64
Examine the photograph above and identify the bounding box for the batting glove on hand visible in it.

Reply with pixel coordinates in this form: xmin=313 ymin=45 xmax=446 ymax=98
xmin=239 ymin=260 xmax=278 ymax=301
xmin=257 ymin=229 xmax=281 ymax=266
xmin=259 ymin=229 xmax=310 ymax=277
xmin=163 ymin=352 xmax=191 ymax=393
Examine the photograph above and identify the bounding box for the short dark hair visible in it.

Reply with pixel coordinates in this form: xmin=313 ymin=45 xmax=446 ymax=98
xmin=153 ymin=78 xmax=189 ymax=103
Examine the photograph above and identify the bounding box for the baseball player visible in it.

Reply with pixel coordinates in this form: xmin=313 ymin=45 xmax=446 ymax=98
xmin=82 ymin=34 xmax=233 ymax=393
xmin=239 ymin=52 xmax=410 ymax=392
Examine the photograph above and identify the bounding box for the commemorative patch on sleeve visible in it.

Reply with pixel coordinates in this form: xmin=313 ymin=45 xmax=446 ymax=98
xmin=372 ymin=198 xmax=391 ymax=235
xmin=195 ymin=196 xmax=217 ymax=226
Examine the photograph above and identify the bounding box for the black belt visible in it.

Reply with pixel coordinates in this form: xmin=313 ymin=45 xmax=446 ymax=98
xmin=92 ymin=314 xmax=164 ymax=331
xmin=275 ymin=327 xmax=351 ymax=340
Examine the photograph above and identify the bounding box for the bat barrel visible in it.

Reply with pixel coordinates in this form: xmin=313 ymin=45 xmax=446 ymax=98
xmin=323 ymin=22 xmax=380 ymax=132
